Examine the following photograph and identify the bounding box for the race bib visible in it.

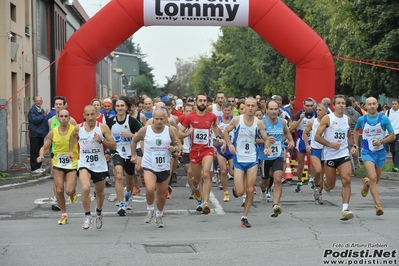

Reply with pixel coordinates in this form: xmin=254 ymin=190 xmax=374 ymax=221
xmin=367 ymin=138 xmax=384 ymax=152
xmin=193 ymin=129 xmax=209 ymax=145
xmin=269 ymin=141 xmax=282 ymax=158
xmin=117 ymin=142 xmax=129 ymax=158
xmin=57 ymin=154 xmax=72 ymax=168
xmin=152 ymin=151 xmax=167 ymax=169
xmin=239 ymin=139 xmax=255 ymax=155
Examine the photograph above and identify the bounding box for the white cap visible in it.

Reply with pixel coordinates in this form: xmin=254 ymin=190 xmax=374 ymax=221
xmin=176 ymin=99 xmax=183 ymax=109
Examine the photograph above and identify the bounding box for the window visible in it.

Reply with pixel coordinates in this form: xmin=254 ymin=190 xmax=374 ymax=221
xmin=10 ymin=3 xmax=16 ymax=22
xmin=37 ymin=0 xmax=48 ymax=57
xmin=25 ymin=0 xmax=30 ymax=35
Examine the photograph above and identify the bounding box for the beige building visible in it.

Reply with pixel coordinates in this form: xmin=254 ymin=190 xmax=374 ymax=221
xmin=0 ymin=0 xmax=89 ymax=170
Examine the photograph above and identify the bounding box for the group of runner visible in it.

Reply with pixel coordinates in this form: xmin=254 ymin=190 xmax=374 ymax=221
xmin=36 ymin=92 xmax=394 ymax=229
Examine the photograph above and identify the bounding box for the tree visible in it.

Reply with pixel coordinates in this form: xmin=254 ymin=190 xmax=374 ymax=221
xmin=130 ymin=75 xmax=155 ymax=98
xmin=115 ymin=37 xmax=156 ymax=88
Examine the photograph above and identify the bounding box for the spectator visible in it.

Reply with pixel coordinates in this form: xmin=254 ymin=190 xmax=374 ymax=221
xmin=28 ymin=96 xmax=48 ymax=174
xmin=100 ymin=98 xmax=116 ymax=121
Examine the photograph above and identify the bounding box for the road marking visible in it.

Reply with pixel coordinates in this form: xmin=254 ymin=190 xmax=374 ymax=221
xmin=0 ymin=176 xmax=50 ymax=189
xmin=209 ymin=191 xmax=225 ymax=215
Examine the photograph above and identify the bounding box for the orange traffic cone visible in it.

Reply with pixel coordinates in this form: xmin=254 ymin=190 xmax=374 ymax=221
xmin=284 ymin=157 xmax=293 ymax=181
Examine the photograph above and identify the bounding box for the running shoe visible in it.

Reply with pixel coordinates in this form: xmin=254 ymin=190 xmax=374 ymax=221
xmin=96 ymin=213 xmax=103 ymax=229
xmin=375 ymin=204 xmax=384 ymax=216
xmin=124 ymin=187 xmax=131 ymax=202
xmin=313 ymin=188 xmax=320 ymax=201
xmin=360 ymin=177 xmax=369 ymax=197
xmin=266 ymin=188 xmax=271 ymax=202
xmin=323 ymin=177 xmax=331 ymax=192
xmin=189 ymin=192 xmax=194 ymax=199
xmin=240 ymin=217 xmax=251 ymax=228
xmin=223 ymin=191 xmax=230 ymax=202
xmin=295 ymin=182 xmax=302 ymax=193
xmin=167 ymin=185 xmax=172 ymax=199
xmin=241 ymin=200 xmax=245 ymax=207
xmin=253 ymin=186 xmax=257 ymax=195
xmin=172 ymin=173 xmax=177 ymax=183
xmin=260 ymin=192 xmax=266 ymax=204
xmin=118 ymin=202 xmax=126 ymax=216
xmin=202 ymin=202 xmax=211 ymax=214
xmin=51 ymin=204 xmax=61 ymax=211
xmin=212 ymin=175 xmax=218 ymax=184
xmin=70 ymin=192 xmax=77 ymax=204
xmin=218 ymin=180 xmax=223 ymax=190
xmin=58 ymin=214 xmax=68 ymax=225
xmin=144 ymin=210 xmax=155 ymax=223
xmin=82 ymin=215 xmax=93 ymax=229
xmin=193 ymin=187 xmax=202 ymax=202
xmin=227 ymin=173 xmax=234 ymax=180
xmin=271 ymin=205 xmax=282 ymax=218
xmin=105 ymin=177 xmax=112 ymax=187
xmin=196 ymin=200 xmax=203 ymax=212
xmin=232 ymin=187 xmax=238 ymax=198
xmin=132 ymin=187 xmax=140 ymax=196
xmin=317 ymin=194 xmax=324 ymax=205
xmin=126 ymin=202 xmax=133 ymax=210
xmin=155 ymin=217 xmax=164 ymax=228
xmin=340 ymin=210 xmax=354 ymax=220
xmin=308 ymin=178 xmax=315 ymax=189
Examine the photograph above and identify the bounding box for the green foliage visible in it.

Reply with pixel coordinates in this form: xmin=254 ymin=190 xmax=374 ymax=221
xmin=0 ymin=172 xmax=11 ymax=178
xmin=115 ymin=37 xmax=155 ymax=88
xmin=167 ymin=1 xmax=399 ymax=99
xmin=130 ymin=75 xmax=155 ymax=98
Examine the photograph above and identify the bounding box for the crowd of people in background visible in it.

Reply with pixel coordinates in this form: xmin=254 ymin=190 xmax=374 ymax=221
xmin=27 ymin=91 xmax=399 ymax=229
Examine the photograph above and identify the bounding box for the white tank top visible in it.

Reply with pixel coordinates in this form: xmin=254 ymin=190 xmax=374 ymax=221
xmin=110 ymin=116 xmax=132 ymax=159
xmin=142 ymin=126 xmax=172 ymax=172
xmin=310 ymin=118 xmax=324 ymax=149
xmin=78 ymin=122 xmax=108 ymax=172
xmin=323 ymin=113 xmax=350 ymax=160
xmin=218 ymin=115 xmax=235 ymax=142
xmin=362 ymin=115 xmax=385 ymax=152
xmin=178 ymin=124 xmax=191 ymax=153
xmin=233 ymin=115 xmax=258 ymax=162
xmin=212 ymin=104 xmax=223 ymax=117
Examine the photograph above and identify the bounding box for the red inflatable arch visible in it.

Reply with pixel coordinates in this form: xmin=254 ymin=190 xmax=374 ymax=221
xmin=57 ymin=0 xmax=334 ymax=121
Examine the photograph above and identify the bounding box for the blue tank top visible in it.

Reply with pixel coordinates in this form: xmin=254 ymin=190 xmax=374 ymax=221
xmin=258 ymin=116 xmax=284 ymax=160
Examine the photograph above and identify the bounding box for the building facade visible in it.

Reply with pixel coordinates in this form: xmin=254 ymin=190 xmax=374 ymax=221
xmin=0 ymin=0 xmax=89 ymax=170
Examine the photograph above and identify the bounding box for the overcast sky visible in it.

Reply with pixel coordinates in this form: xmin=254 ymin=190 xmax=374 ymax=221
xmin=78 ymin=0 xmax=220 ymax=86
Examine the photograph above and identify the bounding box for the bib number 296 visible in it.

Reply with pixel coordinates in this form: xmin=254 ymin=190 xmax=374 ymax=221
xmin=86 ymin=155 xmax=99 ymax=162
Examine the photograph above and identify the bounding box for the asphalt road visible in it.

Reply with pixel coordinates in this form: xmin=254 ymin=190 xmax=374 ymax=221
xmin=0 ymin=169 xmax=398 ymax=266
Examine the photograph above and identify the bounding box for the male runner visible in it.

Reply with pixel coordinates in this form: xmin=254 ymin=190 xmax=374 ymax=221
xmin=315 ymin=95 xmax=356 ymax=220
xmin=179 ymin=93 xmax=223 ymax=214
xmin=353 ymin=97 xmax=395 ymax=216
xmin=222 ymin=97 xmax=270 ymax=227
xmin=38 ymin=109 xmax=78 ymax=225
xmin=131 ymin=108 xmax=181 ymax=228
xmin=68 ymin=105 xmax=116 ymax=229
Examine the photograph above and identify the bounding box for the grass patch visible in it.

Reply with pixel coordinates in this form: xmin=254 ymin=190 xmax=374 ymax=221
xmin=0 ymin=172 xmax=11 ymax=178
xmin=0 ymin=173 xmax=36 ymax=181
xmin=354 ymin=162 xmax=394 ymax=178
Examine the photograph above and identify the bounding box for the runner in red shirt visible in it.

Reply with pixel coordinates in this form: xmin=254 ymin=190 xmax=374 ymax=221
xmin=179 ymin=93 xmax=222 ymax=214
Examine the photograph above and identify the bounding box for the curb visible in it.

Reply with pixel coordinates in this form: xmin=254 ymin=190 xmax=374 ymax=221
xmin=380 ymin=172 xmax=399 ymax=181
